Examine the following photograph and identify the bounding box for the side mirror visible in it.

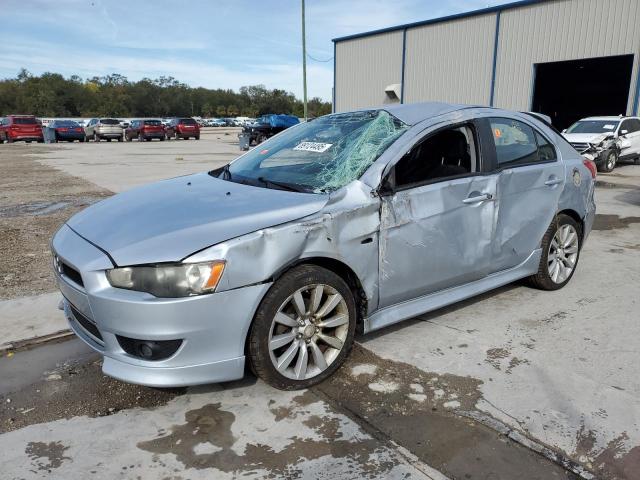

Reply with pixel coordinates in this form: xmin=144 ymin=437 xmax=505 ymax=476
xmin=620 ymin=129 xmax=629 ymax=136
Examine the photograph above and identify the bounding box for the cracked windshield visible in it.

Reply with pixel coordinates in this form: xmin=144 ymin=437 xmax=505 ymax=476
xmin=226 ymin=110 xmax=408 ymax=193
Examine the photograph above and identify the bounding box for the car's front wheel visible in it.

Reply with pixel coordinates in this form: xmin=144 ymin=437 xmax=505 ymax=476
xmin=598 ymin=150 xmax=617 ymax=172
xmin=248 ymin=265 xmax=356 ymax=390
xmin=529 ymin=214 xmax=581 ymax=290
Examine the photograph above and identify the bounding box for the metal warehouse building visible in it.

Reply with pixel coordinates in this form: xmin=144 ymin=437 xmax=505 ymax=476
xmin=332 ymin=0 xmax=640 ymax=129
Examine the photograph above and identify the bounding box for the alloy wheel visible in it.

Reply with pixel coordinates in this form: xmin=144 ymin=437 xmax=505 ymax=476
xmin=268 ymin=284 xmax=349 ymax=380
xmin=548 ymin=223 xmax=579 ymax=284
xmin=606 ymin=152 xmax=616 ymax=170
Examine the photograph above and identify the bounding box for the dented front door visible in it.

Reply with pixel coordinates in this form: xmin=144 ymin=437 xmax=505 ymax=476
xmin=378 ymin=176 xmax=497 ymax=309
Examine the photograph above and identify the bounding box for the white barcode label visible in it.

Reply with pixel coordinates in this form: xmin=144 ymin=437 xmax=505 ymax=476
xmin=293 ymin=142 xmax=333 ymax=153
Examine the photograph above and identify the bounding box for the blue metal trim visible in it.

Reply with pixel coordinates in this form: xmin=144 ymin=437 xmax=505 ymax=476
xmin=332 ymin=0 xmax=547 ymax=43
xmin=633 ymin=55 xmax=640 ymax=115
xmin=400 ymin=28 xmax=407 ymax=104
xmin=332 ymin=41 xmax=336 ymax=112
xmin=489 ymin=11 xmax=501 ymax=107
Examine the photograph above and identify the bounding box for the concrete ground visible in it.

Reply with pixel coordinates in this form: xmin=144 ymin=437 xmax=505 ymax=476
xmin=0 ymin=133 xmax=639 ymax=479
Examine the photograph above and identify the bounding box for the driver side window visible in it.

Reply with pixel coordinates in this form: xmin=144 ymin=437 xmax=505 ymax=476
xmin=392 ymin=124 xmax=477 ymax=189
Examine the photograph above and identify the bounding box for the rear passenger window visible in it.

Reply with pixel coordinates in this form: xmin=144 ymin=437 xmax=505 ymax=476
xmin=490 ymin=119 xmax=538 ymax=166
xmin=489 ymin=118 xmax=557 ymax=167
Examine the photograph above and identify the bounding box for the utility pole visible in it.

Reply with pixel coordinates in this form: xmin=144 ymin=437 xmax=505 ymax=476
xmin=302 ymin=0 xmax=308 ymax=121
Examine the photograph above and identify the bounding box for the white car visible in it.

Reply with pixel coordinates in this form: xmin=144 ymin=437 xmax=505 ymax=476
xmin=563 ymin=116 xmax=640 ymax=172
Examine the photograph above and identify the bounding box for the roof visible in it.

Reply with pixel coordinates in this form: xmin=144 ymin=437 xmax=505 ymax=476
xmin=376 ymin=101 xmax=471 ymax=125
xmin=332 ymin=0 xmax=548 ymax=43
xmin=582 ymin=116 xmax=629 ymax=121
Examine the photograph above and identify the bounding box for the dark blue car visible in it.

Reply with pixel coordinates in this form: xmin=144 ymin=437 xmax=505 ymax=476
xmin=44 ymin=120 xmax=86 ymax=143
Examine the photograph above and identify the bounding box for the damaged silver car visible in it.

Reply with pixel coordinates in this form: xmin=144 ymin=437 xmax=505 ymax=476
xmin=52 ymin=102 xmax=596 ymax=390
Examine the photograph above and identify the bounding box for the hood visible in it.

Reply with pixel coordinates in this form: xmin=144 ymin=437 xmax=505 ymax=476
xmin=67 ymin=173 xmax=328 ymax=266
xmin=563 ymin=132 xmax=612 ymax=144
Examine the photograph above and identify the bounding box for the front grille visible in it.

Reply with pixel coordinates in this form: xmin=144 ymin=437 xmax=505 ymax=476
xmin=571 ymin=142 xmax=589 ymax=152
xmin=61 ymin=262 xmax=84 ymax=287
xmin=69 ymin=303 xmax=103 ymax=341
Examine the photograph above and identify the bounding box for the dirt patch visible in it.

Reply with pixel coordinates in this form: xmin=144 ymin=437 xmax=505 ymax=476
xmin=592 ymin=214 xmax=640 ymax=231
xmin=315 ymin=345 xmax=577 ymax=480
xmin=0 ymin=147 xmax=112 ymax=299
xmin=0 ymin=358 xmax=183 ymax=433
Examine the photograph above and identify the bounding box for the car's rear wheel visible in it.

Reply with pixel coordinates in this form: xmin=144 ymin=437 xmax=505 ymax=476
xmin=118 ymin=135 xmax=123 ymax=142
xmin=93 ymin=132 xmax=99 ymax=142
xmin=528 ymin=214 xmax=581 ymax=290
xmin=248 ymin=265 xmax=356 ymax=390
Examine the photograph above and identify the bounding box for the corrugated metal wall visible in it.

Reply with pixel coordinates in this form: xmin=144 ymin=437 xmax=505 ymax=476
xmin=334 ymin=31 xmax=403 ymax=112
xmin=403 ymin=13 xmax=497 ymax=105
xmin=494 ymin=0 xmax=640 ymax=112
xmin=334 ymin=0 xmax=640 ymax=115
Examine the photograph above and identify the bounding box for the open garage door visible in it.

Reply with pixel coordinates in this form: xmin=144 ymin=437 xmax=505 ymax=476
xmin=531 ymin=55 xmax=634 ymax=130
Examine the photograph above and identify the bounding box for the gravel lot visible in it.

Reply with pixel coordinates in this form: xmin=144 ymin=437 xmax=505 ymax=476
xmin=0 ymin=133 xmax=638 ymax=479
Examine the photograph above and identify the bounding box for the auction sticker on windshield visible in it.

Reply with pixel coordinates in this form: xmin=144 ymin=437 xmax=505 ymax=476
xmin=294 ymin=142 xmax=333 ymax=153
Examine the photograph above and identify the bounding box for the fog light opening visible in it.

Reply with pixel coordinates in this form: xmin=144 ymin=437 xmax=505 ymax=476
xmin=138 ymin=342 xmax=154 ymax=359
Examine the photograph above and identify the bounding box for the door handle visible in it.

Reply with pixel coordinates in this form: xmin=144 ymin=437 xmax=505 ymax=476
xmin=463 ymin=193 xmax=493 ymax=204
xmin=544 ymin=178 xmax=563 ymax=186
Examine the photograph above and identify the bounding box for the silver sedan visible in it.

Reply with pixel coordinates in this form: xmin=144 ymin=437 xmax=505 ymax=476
xmin=52 ymin=102 xmax=596 ymax=390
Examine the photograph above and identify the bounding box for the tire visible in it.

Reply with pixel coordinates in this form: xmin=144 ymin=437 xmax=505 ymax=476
xmin=195 ymin=135 xmax=200 ymax=140
xmin=107 ymin=138 xmax=112 ymax=142
xmin=80 ymin=137 xmax=85 ymax=143
xmin=54 ymin=134 xmax=58 ymax=144
xmin=634 ymin=156 xmax=640 ymax=166
xmin=138 ymin=133 xmax=144 ymax=142
xmin=248 ymin=265 xmax=356 ymax=390
xmin=93 ymin=132 xmax=99 ymax=142
xmin=597 ymin=150 xmax=617 ymax=173
xmin=160 ymin=136 xmax=165 ymax=141
xmin=118 ymin=135 xmax=123 ymax=142
xmin=7 ymin=137 xmax=14 ymax=144
xmin=125 ymin=134 xmax=131 ymax=142
xmin=528 ymin=214 xmax=582 ymax=291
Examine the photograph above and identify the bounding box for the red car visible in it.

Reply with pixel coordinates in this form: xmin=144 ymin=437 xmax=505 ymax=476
xmin=125 ymin=119 xmax=166 ymax=141
xmin=165 ymin=117 xmax=200 ymax=140
xmin=0 ymin=115 xmax=44 ymax=143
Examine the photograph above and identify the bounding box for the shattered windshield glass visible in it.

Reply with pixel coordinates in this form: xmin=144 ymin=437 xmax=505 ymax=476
xmin=226 ymin=110 xmax=408 ymax=193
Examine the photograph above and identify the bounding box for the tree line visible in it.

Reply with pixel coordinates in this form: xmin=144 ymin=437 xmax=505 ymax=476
xmin=0 ymin=69 xmax=332 ymax=119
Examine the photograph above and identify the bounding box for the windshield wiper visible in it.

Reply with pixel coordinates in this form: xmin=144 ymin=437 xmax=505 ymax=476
xmin=257 ymin=177 xmax=309 ymax=193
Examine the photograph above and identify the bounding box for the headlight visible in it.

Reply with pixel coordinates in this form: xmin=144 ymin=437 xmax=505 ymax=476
xmin=106 ymin=261 xmax=225 ymax=298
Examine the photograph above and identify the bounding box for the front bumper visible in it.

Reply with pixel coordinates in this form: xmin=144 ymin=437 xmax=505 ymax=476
xmin=52 ymin=224 xmax=271 ymax=387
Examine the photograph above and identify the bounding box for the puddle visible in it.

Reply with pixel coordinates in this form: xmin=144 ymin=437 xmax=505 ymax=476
xmin=592 ymin=214 xmax=640 ymax=231
xmin=0 ymin=196 xmax=103 ymax=218
xmin=137 ymin=399 xmax=398 ymax=478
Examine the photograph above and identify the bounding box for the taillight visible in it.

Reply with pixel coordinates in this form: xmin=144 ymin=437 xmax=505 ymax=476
xmin=583 ymin=158 xmax=597 ymax=179
xmin=75 ymin=128 xmax=83 ymax=132
xmin=57 ymin=128 xmax=68 ymax=132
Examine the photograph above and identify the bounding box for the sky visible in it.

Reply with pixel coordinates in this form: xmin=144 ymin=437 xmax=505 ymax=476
xmin=0 ymin=0 xmax=514 ymax=101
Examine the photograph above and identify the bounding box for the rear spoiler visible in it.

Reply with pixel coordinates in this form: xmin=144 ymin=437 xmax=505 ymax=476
xmin=522 ymin=111 xmax=552 ymax=125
